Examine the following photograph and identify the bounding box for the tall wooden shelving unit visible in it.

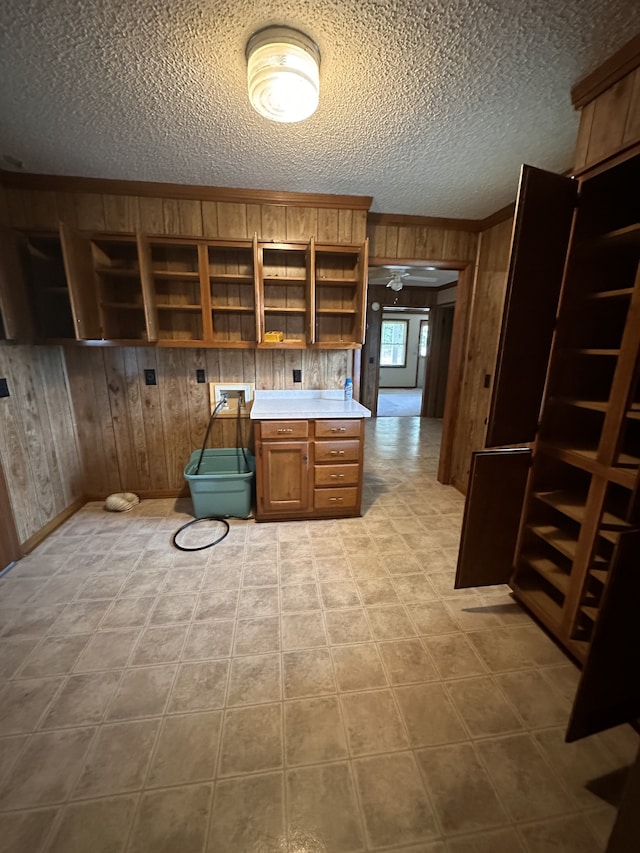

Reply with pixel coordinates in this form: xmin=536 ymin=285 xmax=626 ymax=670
xmin=510 ymin=154 xmax=640 ymax=665
xmin=455 ymin=35 xmax=640 ymax=750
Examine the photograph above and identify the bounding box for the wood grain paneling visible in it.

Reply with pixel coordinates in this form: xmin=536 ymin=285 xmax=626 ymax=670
xmin=64 ymin=346 xmax=350 ymax=496
xmin=449 ymin=217 xmax=514 ymax=492
xmin=367 ymin=221 xmax=478 ymax=263
xmin=573 ymin=66 xmax=640 ymax=172
xmin=0 ymin=345 xmax=83 ymax=544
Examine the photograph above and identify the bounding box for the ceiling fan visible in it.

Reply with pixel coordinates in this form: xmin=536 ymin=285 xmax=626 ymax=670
xmin=368 ymin=265 xmax=440 ymax=292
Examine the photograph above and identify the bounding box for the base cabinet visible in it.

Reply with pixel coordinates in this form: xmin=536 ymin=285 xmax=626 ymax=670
xmin=255 ymin=418 xmax=365 ymax=521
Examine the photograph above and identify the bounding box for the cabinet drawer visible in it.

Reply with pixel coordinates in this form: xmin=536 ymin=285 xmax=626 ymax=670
xmin=260 ymin=420 xmax=308 ymax=439
xmin=314 ymin=487 xmax=359 ymax=510
xmin=315 ymin=419 xmax=361 ymax=438
xmin=314 ymin=463 xmax=359 ymax=487
xmin=314 ymin=440 xmax=361 ymax=463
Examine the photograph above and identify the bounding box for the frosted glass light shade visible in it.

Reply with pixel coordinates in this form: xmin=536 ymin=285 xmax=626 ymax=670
xmin=246 ymin=26 xmax=320 ymax=123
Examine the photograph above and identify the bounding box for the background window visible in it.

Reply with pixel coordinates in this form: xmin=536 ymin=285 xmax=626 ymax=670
xmin=380 ymin=319 xmax=408 ymax=367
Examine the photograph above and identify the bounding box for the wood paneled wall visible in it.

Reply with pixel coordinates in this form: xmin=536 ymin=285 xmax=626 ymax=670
xmin=449 ymin=216 xmax=514 ymax=492
xmin=0 ymin=188 xmax=368 ymax=244
xmin=0 ymin=183 xmax=363 ymax=525
xmin=573 ymin=65 xmax=640 ymax=172
xmin=0 ymin=345 xmax=83 ymax=544
xmin=367 ymin=219 xmax=478 ymax=264
xmin=65 ymin=346 xmax=349 ymax=497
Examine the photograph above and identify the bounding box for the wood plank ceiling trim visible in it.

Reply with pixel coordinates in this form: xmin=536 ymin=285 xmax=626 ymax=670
xmin=0 ymin=170 xmax=373 ymax=211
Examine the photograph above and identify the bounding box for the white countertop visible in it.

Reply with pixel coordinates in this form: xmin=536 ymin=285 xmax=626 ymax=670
xmin=250 ymin=390 xmax=371 ymax=420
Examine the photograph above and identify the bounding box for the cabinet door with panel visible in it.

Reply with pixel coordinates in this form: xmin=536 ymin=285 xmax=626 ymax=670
xmin=58 ymin=223 xmax=103 ymax=339
xmin=0 ymin=227 xmax=35 ymax=341
xmin=255 ymin=420 xmax=310 ymax=518
xmin=485 ymin=165 xmax=577 ymax=448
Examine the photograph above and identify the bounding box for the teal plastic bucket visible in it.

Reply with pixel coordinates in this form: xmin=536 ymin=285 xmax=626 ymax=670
xmin=184 ymin=448 xmax=255 ymax=519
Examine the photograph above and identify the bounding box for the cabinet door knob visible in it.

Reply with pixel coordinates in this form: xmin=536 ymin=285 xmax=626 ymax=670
xmin=329 ymin=496 xmax=344 ymax=502
xmin=276 ymin=428 xmax=293 ymax=433
xmin=330 ymin=450 xmax=345 ymax=456
xmin=330 ymin=473 xmax=345 ymax=479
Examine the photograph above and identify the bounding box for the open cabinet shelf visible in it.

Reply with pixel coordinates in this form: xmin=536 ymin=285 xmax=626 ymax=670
xmin=456 ymin=153 xmax=640 ymax=708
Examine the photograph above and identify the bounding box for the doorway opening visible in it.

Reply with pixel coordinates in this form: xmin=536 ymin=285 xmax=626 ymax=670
xmin=376 ymin=307 xmax=431 ymax=416
xmin=358 ymin=259 xmax=471 ymax=484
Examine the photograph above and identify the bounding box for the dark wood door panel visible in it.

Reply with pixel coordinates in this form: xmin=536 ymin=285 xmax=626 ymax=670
xmin=486 ymin=165 xmax=577 ymax=447
xmin=455 ymin=448 xmax=531 ymax=589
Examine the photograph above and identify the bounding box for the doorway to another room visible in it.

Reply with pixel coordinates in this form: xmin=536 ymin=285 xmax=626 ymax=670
xmin=362 ymin=265 xmax=458 ymax=419
xmin=377 ymin=310 xmax=429 ymax=416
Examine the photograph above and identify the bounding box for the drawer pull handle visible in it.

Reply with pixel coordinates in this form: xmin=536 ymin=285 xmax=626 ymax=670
xmin=330 ymin=473 xmax=345 ymax=479
xmin=276 ymin=428 xmax=293 ymax=434
xmin=331 ymin=427 xmax=347 ymax=432
xmin=329 ymin=497 xmax=344 ymax=503
xmin=330 ymin=450 xmax=345 ymax=456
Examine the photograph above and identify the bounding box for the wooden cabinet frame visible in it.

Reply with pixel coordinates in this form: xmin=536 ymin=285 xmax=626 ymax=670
xmin=255 ymin=418 xmax=365 ymax=521
xmin=456 ymin=148 xmax=640 ymax=744
xmin=7 ymin=227 xmax=368 ymax=350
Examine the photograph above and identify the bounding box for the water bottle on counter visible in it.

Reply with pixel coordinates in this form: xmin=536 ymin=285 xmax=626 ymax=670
xmin=344 ymin=377 xmax=353 ymax=402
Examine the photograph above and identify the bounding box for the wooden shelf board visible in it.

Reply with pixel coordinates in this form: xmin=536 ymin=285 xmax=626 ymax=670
xmin=589 ymin=568 xmax=609 ymax=584
xmin=615 ymin=450 xmax=640 ymax=468
xmin=535 ymin=490 xmax=587 ymax=524
xmin=316 ymin=277 xmax=358 ymax=285
xmin=156 ymin=304 xmax=202 ymax=312
xmin=316 ymin=308 xmax=357 ymax=315
xmin=552 ymin=398 xmax=608 ymax=413
xmin=263 ymin=307 xmax=306 ymax=314
xmin=580 ymin=605 xmax=599 ymax=621
xmin=511 ymin=580 xmax=564 ymax=628
xmin=574 ymin=348 xmax=621 ymax=356
xmin=209 ymin=274 xmax=254 ymax=283
xmin=565 ymin=637 xmax=589 ymax=664
xmin=210 ymin=305 xmax=254 ymax=313
xmin=258 ymin=340 xmax=307 ymax=349
xmin=528 ymin=523 xmax=589 ymax=562
xmin=153 ymin=270 xmax=200 ymax=279
xmin=595 ymin=222 xmax=640 ymax=246
xmin=209 ymin=339 xmax=257 ymax=349
xmin=626 ymin=403 xmax=640 ymax=421
xmin=539 ymin=442 xmax=600 ymax=473
xmin=155 ymin=338 xmax=207 ymax=348
xmin=587 ymin=287 xmax=634 ymax=300
xmin=313 ymin=341 xmax=361 ymax=349
xmin=521 ymin=554 xmax=570 ymax=594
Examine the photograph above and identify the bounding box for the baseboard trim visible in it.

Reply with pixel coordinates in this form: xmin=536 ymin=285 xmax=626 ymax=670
xmin=20 ymin=497 xmax=87 ymax=554
xmin=85 ymin=489 xmax=189 ymax=502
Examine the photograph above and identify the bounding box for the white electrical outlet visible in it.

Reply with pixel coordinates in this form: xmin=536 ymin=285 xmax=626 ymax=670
xmin=210 ymin=382 xmax=254 ymax=412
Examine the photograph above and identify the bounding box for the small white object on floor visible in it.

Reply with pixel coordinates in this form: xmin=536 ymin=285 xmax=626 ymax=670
xmin=104 ymin=492 xmax=140 ymax=512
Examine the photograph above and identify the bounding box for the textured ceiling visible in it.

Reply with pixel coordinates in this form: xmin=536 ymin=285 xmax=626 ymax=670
xmin=0 ymin=1 xmax=637 ymax=218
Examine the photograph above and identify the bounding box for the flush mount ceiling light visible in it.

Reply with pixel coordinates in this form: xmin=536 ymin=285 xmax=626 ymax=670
xmin=246 ymin=25 xmax=320 ymax=123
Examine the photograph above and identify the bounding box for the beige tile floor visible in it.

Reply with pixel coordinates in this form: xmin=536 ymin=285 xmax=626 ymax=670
xmin=0 ymin=417 xmax=636 ymax=852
